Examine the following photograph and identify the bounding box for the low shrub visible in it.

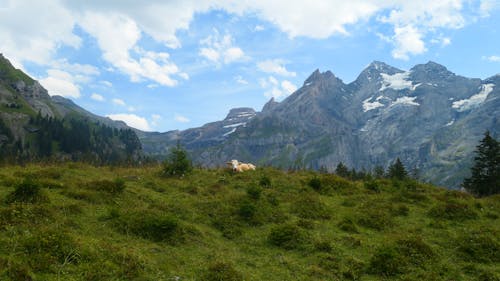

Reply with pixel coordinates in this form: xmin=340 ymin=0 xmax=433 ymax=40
xmin=457 ymin=231 xmax=500 ymax=263
xmin=212 ymin=216 xmax=243 ymax=239
xmin=428 ymin=201 xmax=478 ymax=221
xmin=369 ymin=236 xmax=434 ymax=276
xmin=338 ymin=217 xmax=359 ymax=233
xmin=86 ymin=178 xmax=126 ymax=194
xmin=113 ymin=211 xmax=183 ymax=243
xmin=308 ymin=177 xmax=322 ymax=191
xmin=268 ymin=223 xmax=306 ymax=250
xmin=5 ymin=178 xmax=47 ymax=204
xmin=259 ymin=176 xmax=272 ymax=188
xmin=246 ymin=186 xmax=262 ymax=200
xmin=200 ymin=261 xmax=243 ymax=281
xmin=364 ymin=180 xmax=381 ymax=193
xmin=292 ymin=194 xmax=331 ymax=220
xmin=357 ymin=209 xmax=393 ymax=231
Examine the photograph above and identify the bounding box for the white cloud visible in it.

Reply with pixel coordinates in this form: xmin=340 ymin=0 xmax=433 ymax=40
xmin=128 ymin=106 xmax=136 ymax=112
xmin=235 ymin=75 xmax=249 ymax=85
xmin=261 ymin=76 xmax=297 ymax=100
xmin=78 ymin=12 xmax=183 ymax=87
xmin=257 ymin=59 xmax=296 ymax=77
xmin=106 ymin=113 xmax=152 ymax=131
xmin=483 ymin=55 xmax=500 ymax=62
xmin=151 ymin=114 xmax=162 ymax=127
xmin=112 ymin=98 xmax=126 ymax=106
xmin=254 ymin=25 xmax=265 ymax=31
xmin=39 ymin=69 xmax=81 ymax=98
xmin=391 ymin=25 xmax=427 ymax=60
xmin=199 ymin=30 xmax=246 ymax=65
xmin=91 ymin=93 xmax=105 ymax=101
xmin=100 ymin=80 xmax=113 ymax=87
xmin=174 ymin=114 xmax=190 ymax=123
xmin=479 ymin=0 xmax=500 ymax=17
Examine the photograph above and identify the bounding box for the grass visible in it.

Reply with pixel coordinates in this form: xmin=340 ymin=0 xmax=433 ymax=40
xmin=0 ymin=163 xmax=498 ymax=280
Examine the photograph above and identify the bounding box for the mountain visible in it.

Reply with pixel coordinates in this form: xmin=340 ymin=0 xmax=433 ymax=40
xmin=0 ymin=54 xmax=142 ymax=162
xmin=141 ymin=61 xmax=499 ymax=188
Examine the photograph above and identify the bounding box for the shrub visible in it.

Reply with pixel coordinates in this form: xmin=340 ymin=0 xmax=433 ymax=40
xmin=22 ymin=228 xmax=78 ymax=272
xmin=338 ymin=217 xmax=359 ymax=233
xmin=428 ymin=201 xmax=478 ymax=221
xmin=238 ymin=201 xmax=257 ymax=222
xmin=364 ymin=180 xmax=381 ymax=193
xmin=162 ymin=142 xmax=192 ymax=177
xmin=86 ymin=178 xmax=125 ymax=194
xmin=6 ymin=178 xmax=47 ymax=204
xmin=357 ymin=209 xmax=393 ymax=230
xmin=212 ymin=217 xmax=243 ymax=239
xmin=292 ymin=194 xmax=331 ymax=220
xmin=246 ymin=186 xmax=262 ymax=200
xmin=259 ymin=176 xmax=272 ymax=188
xmin=268 ymin=224 xmax=305 ymax=250
xmin=369 ymin=237 xmax=434 ymax=276
xmin=457 ymin=231 xmax=500 ymax=263
xmin=114 ymin=211 xmax=182 ymax=243
xmin=308 ymin=177 xmax=322 ymax=191
xmin=201 ymin=262 xmax=243 ymax=281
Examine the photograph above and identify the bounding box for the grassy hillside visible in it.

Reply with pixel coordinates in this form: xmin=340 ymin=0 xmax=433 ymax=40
xmin=0 ymin=164 xmax=498 ymax=280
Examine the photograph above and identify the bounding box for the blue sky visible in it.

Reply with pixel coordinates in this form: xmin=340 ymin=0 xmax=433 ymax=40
xmin=1 ymin=0 xmax=499 ymax=132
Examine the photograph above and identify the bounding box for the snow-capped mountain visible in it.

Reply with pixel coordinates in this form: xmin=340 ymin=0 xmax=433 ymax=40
xmin=141 ymin=61 xmax=499 ymax=188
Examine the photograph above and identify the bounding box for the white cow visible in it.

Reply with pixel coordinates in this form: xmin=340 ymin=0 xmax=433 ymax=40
xmin=226 ymin=159 xmax=256 ymax=172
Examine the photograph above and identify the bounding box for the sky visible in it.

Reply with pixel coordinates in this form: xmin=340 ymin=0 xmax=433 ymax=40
xmin=1 ymin=0 xmax=499 ymax=132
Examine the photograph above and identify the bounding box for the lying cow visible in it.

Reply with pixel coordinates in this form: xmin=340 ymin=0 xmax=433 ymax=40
xmin=226 ymin=159 xmax=256 ymax=172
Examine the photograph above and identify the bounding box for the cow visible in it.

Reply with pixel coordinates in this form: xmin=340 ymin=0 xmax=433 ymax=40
xmin=226 ymin=159 xmax=256 ymax=172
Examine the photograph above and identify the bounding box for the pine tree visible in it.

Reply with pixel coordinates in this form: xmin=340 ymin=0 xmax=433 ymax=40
xmin=162 ymin=141 xmax=193 ymax=177
xmin=387 ymin=158 xmax=408 ymax=180
xmin=463 ymin=131 xmax=500 ymax=197
xmin=335 ymin=162 xmax=350 ymax=178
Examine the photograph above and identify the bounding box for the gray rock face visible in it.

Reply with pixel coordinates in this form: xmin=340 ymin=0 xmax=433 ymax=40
xmin=141 ymin=61 xmax=499 ymax=188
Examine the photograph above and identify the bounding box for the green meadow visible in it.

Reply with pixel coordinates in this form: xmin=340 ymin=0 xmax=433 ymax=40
xmin=0 ymin=164 xmax=498 ymax=280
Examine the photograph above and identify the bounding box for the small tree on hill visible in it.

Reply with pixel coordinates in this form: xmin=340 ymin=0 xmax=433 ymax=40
xmin=387 ymin=158 xmax=408 ymax=180
xmin=162 ymin=141 xmax=192 ymax=177
xmin=335 ymin=162 xmax=350 ymax=178
xmin=463 ymin=131 xmax=500 ymax=197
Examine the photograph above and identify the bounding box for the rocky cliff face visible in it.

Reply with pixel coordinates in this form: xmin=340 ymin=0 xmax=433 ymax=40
xmin=141 ymin=61 xmax=499 ymax=188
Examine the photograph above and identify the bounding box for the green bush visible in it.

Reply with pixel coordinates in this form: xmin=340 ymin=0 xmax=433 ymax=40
xmin=162 ymin=142 xmax=193 ymax=177
xmin=113 ymin=211 xmax=182 ymax=243
xmin=238 ymin=201 xmax=257 ymax=222
xmin=259 ymin=176 xmax=272 ymax=188
xmin=428 ymin=201 xmax=478 ymax=221
xmin=357 ymin=209 xmax=393 ymax=230
xmin=308 ymin=177 xmax=322 ymax=191
xmin=369 ymin=237 xmax=434 ymax=276
xmin=457 ymin=231 xmax=500 ymax=263
xmin=338 ymin=217 xmax=359 ymax=233
xmin=86 ymin=178 xmax=125 ymax=194
xmin=292 ymin=194 xmax=331 ymax=220
xmin=6 ymin=178 xmax=47 ymax=204
xmin=246 ymin=186 xmax=262 ymax=200
xmin=268 ymin=224 xmax=306 ymax=250
xmin=200 ymin=262 xmax=243 ymax=281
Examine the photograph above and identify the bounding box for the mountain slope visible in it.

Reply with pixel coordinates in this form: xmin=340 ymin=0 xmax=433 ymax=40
xmin=0 ymin=54 xmax=142 ymax=162
xmin=142 ymin=61 xmax=499 ymax=188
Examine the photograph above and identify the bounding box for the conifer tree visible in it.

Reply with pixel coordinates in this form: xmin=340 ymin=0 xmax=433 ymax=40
xmin=463 ymin=131 xmax=500 ymax=197
xmin=335 ymin=162 xmax=350 ymax=178
xmin=162 ymin=141 xmax=193 ymax=177
xmin=387 ymin=158 xmax=408 ymax=180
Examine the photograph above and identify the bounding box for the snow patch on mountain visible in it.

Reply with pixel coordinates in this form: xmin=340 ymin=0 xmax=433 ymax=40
xmin=391 ymin=96 xmax=419 ymax=107
xmin=380 ymin=72 xmax=412 ymax=91
xmin=223 ymin=122 xmax=246 ymax=128
xmin=362 ymin=96 xmax=384 ymax=112
xmin=223 ymin=128 xmax=237 ymax=136
xmin=452 ymin=84 xmax=494 ymax=112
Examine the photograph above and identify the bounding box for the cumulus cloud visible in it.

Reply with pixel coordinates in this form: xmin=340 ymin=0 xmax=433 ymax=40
xmin=479 ymin=0 xmax=500 ymax=17
xmin=482 ymin=55 xmax=500 ymax=62
xmin=39 ymin=69 xmax=81 ymax=98
xmin=174 ymin=114 xmax=190 ymax=123
xmin=257 ymin=59 xmax=296 ymax=77
xmin=78 ymin=12 xmax=183 ymax=87
xmin=91 ymin=93 xmax=105 ymax=101
xmin=391 ymin=25 xmax=427 ymax=60
xmin=151 ymin=114 xmax=162 ymax=127
xmin=199 ymin=29 xmax=245 ymax=65
xmin=112 ymin=98 xmax=126 ymax=106
xmin=106 ymin=113 xmax=152 ymax=131
xmin=260 ymin=76 xmax=297 ymax=100
xmin=235 ymin=75 xmax=249 ymax=85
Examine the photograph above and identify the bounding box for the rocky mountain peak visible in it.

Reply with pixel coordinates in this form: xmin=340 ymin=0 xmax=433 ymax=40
xmin=354 ymin=61 xmax=402 ymax=85
xmin=410 ymin=61 xmax=454 ymax=80
xmin=262 ymin=97 xmax=279 ymax=113
xmin=303 ymin=69 xmax=339 ymax=86
xmin=223 ymin=107 xmax=256 ymax=121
